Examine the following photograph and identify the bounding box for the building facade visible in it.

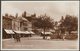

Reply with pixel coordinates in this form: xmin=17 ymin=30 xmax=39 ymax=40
xmin=2 ymin=13 xmax=34 ymax=38
xmin=2 ymin=14 xmax=14 ymax=38
xmin=3 ymin=15 xmax=13 ymax=29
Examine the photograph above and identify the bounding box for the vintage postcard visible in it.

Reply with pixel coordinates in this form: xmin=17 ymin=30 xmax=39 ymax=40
xmin=1 ymin=1 xmax=79 ymax=50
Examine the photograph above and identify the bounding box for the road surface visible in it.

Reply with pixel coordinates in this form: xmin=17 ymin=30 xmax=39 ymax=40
xmin=2 ymin=36 xmax=78 ymax=49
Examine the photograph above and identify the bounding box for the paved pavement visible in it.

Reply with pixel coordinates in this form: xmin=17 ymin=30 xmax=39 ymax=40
xmin=2 ymin=35 xmax=78 ymax=49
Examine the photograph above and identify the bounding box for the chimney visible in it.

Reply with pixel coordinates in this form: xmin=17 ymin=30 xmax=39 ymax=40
xmin=15 ymin=13 xmax=18 ymax=18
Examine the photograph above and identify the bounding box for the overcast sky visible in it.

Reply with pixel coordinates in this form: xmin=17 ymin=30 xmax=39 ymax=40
xmin=1 ymin=1 xmax=79 ymax=21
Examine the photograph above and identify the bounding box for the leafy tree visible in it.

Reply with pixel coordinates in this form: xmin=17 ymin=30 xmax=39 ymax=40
xmin=33 ymin=14 xmax=54 ymax=39
xmin=60 ymin=15 xmax=78 ymax=34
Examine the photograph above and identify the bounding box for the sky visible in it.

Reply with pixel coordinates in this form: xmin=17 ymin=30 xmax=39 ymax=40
xmin=1 ymin=1 xmax=79 ymax=21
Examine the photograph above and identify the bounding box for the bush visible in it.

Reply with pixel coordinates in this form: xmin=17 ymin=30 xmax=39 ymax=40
xmin=65 ymin=34 xmax=78 ymax=40
xmin=50 ymin=34 xmax=78 ymax=40
xmin=50 ymin=34 xmax=61 ymax=39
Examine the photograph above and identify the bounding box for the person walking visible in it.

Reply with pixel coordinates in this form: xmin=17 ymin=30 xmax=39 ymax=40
xmin=13 ymin=33 xmax=17 ymax=42
xmin=13 ymin=32 xmax=21 ymax=42
xmin=17 ymin=34 xmax=21 ymax=42
xmin=16 ymin=34 xmax=21 ymax=42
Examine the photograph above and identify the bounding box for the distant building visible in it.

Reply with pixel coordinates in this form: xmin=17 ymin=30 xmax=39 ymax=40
xmin=22 ymin=13 xmax=37 ymax=30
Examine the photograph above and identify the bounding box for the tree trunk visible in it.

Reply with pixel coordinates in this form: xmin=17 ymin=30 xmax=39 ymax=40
xmin=69 ymin=30 xmax=71 ymax=34
xmin=43 ymin=28 xmax=46 ymax=39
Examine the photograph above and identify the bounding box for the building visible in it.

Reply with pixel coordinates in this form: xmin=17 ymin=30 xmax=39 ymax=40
xmin=2 ymin=14 xmax=15 ymax=38
xmin=3 ymin=14 xmax=13 ymax=29
xmin=2 ymin=13 xmax=35 ymax=39
xmin=12 ymin=16 xmax=21 ymax=31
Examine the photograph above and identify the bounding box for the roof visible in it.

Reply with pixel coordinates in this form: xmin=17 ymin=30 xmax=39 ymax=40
xmin=23 ymin=16 xmax=33 ymax=22
xmin=21 ymin=17 xmax=30 ymax=22
xmin=23 ymin=15 xmax=36 ymax=22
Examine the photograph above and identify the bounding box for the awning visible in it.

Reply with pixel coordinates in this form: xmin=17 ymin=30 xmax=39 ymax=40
xmin=14 ymin=31 xmax=22 ymax=34
xmin=50 ymin=30 xmax=55 ymax=32
xmin=4 ymin=29 xmax=15 ymax=34
xmin=14 ymin=31 xmax=31 ymax=34
xmin=42 ymin=32 xmax=52 ymax=34
xmin=14 ymin=30 xmax=35 ymax=34
xmin=25 ymin=31 xmax=31 ymax=34
xmin=25 ymin=31 xmax=35 ymax=34
xmin=14 ymin=31 xmax=27 ymax=34
xmin=29 ymin=31 xmax=35 ymax=34
xmin=71 ymin=31 xmax=78 ymax=34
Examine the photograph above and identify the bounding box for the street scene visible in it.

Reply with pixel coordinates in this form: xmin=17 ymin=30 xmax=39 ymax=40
xmin=1 ymin=1 xmax=79 ymax=49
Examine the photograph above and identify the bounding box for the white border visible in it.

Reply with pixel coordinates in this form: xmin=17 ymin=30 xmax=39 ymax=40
xmin=1 ymin=1 xmax=2 ymax=50
xmin=1 ymin=1 xmax=79 ymax=50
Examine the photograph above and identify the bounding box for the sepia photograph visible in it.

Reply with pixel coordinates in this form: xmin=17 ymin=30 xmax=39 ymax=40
xmin=1 ymin=1 xmax=79 ymax=50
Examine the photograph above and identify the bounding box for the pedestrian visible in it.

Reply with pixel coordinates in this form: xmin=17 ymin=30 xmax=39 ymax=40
xmin=63 ymin=33 xmax=66 ymax=40
xmin=16 ymin=34 xmax=21 ymax=42
xmin=13 ymin=33 xmax=17 ymax=42
xmin=18 ymin=34 xmax=21 ymax=42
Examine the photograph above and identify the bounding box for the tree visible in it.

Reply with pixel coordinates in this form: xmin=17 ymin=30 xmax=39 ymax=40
xmin=33 ymin=14 xmax=54 ymax=39
xmin=60 ymin=15 xmax=78 ymax=34
xmin=5 ymin=13 xmax=9 ymax=17
xmin=59 ymin=16 xmax=66 ymax=34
